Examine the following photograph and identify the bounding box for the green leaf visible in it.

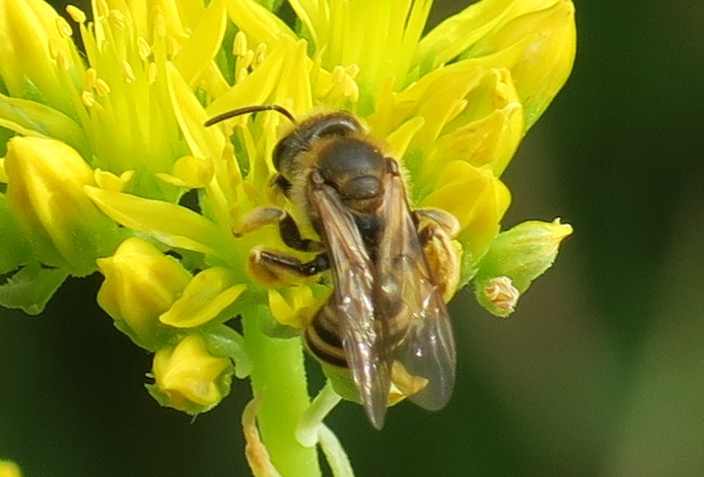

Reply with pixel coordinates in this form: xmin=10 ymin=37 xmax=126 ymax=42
xmin=0 ymin=262 xmax=69 ymax=315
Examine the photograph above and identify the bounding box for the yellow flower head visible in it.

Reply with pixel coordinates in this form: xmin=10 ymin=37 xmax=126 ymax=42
xmin=0 ymin=0 xmax=575 ymax=426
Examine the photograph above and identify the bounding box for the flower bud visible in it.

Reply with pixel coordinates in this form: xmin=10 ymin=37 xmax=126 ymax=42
xmin=96 ymin=237 xmax=191 ymax=349
xmin=5 ymin=136 xmax=121 ymax=276
xmin=149 ymin=335 xmax=233 ymax=414
xmin=474 ymin=219 xmax=572 ymax=316
xmin=0 ymin=0 xmax=80 ymax=114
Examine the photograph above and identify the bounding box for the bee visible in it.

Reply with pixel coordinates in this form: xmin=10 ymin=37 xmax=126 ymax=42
xmin=206 ymin=106 xmax=460 ymax=429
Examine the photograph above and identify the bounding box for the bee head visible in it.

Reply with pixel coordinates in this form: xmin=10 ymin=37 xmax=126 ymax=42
xmin=315 ymin=136 xmax=386 ymax=213
xmin=272 ymin=112 xmax=361 ymax=172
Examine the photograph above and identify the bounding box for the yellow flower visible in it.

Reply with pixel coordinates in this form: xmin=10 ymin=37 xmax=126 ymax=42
xmin=206 ymin=0 xmax=576 ymax=287
xmin=4 ymin=136 xmax=122 ymax=276
xmin=150 ymin=335 xmax=233 ymax=414
xmin=96 ymin=237 xmax=191 ymax=349
xmin=0 ymin=0 xmax=575 ymax=445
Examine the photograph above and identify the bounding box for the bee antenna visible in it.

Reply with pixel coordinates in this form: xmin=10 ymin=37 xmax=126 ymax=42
xmin=204 ymin=105 xmax=297 ymax=127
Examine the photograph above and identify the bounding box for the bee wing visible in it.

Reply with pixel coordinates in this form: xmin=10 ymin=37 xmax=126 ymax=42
xmin=375 ymin=161 xmax=456 ymax=411
xmin=309 ymin=176 xmax=391 ymax=429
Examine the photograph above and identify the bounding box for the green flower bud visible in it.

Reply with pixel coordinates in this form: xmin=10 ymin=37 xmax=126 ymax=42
xmin=148 ymin=335 xmax=233 ymax=415
xmin=5 ymin=136 xmax=121 ymax=276
xmin=96 ymin=237 xmax=191 ymax=350
xmin=474 ymin=219 xmax=572 ymax=316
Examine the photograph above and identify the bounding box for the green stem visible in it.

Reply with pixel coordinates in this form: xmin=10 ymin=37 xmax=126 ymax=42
xmin=243 ymin=309 xmax=321 ymax=477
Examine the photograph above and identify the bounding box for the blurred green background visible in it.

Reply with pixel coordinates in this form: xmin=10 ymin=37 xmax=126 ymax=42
xmin=3 ymin=0 xmax=704 ymax=476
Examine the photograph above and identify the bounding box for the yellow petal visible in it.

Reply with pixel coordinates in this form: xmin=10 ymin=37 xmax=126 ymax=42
xmin=167 ymin=61 xmax=226 ymax=161
xmin=85 ymin=186 xmax=225 ymax=255
xmin=225 ymin=0 xmax=296 ymax=48
xmin=172 ymin=0 xmax=227 ymax=88
xmin=160 ymin=267 xmax=246 ymax=328
xmin=420 ymin=161 xmax=511 ymax=262
xmin=463 ymin=0 xmax=576 ymax=128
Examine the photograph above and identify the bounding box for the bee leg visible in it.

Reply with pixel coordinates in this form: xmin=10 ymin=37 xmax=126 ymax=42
xmin=248 ymin=246 xmax=330 ymax=287
xmin=235 ymin=206 xmax=324 ymax=252
xmin=414 ymin=209 xmax=461 ymax=303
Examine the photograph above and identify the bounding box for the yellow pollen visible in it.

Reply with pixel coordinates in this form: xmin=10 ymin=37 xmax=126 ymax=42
xmin=254 ymin=43 xmax=267 ymax=65
xmin=240 ymin=50 xmax=254 ymax=70
xmin=65 ymin=5 xmax=87 ymax=24
xmin=138 ymin=37 xmax=152 ymax=61
xmin=341 ymin=76 xmax=359 ymax=102
xmin=333 ymin=66 xmax=360 ymax=102
xmin=55 ymin=50 xmax=70 ymax=72
xmin=95 ymin=78 xmax=111 ymax=96
xmin=332 ymin=65 xmax=345 ymax=82
xmin=154 ymin=11 xmax=167 ymax=38
xmin=484 ymin=276 xmax=520 ymax=313
xmin=55 ymin=17 xmax=73 ymax=38
xmin=81 ymin=91 xmax=96 ymax=107
xmin=345 ymin=64 xmax=360 ymax=77
xmin=110 ymin=9 xmax=126 ymax=30
xmin=48 ymin=38 xmax=61 ymax=60
xmin=236 ymin=67 xmax=248 ymax=84
xmin=166 ymin=36 xmax=179 ymax=58
xmin=85 ymin=68 xmax=98 ymax=88
xmin=233 ymin=31 xmax=248 ymax=57
xmin=95 ymin=0 xmax=109 ymax=19
xmin=121 ymin=61 xmax=136 ymax=83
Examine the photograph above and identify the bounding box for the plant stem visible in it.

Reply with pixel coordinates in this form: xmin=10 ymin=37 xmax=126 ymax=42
xmin=243 ymin=310 xmax=321 ymax=477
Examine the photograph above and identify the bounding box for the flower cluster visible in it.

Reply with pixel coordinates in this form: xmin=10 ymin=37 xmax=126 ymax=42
xmin=0 ymin=0 xmax=575 ymax=475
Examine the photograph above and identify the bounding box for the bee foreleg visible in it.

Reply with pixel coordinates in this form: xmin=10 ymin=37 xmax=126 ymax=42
xmin=413 ymin=209 xmax=461 ymax=303
xmin=235 ymin=206 xmax=323 ymax=252
xmin=247 ymin=246 xmax=330 ymax=287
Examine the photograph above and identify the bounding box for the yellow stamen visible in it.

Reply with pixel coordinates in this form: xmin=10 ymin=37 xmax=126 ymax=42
xmin=55 ymin=17 xmax=73 ymax=38
xmin=110 ymin=9 xmax=126 ymax=30
xmin=65 ymin=5 xmax=87 ymax=24
xmin=138 ymin=37 xmax=152 ymax=61
xmin=121 ymin=61 xmax=136 ymax=84
xmin=233 ymin=31 xmax=248 ymax=57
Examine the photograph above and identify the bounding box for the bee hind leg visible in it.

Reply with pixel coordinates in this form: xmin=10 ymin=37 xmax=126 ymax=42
xmin=414 ymin=208 xmax=462 ymax=303
xmin=247 ymin=247 xmax=330 ymax=287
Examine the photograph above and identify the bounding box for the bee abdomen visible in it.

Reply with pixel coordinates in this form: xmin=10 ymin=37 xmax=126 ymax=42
xmin=305 ymin=307 xmax=348 ymax=368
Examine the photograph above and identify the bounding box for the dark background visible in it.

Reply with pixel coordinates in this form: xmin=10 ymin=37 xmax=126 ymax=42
xmin=3 ymin=0 xmax=704 ymax=475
